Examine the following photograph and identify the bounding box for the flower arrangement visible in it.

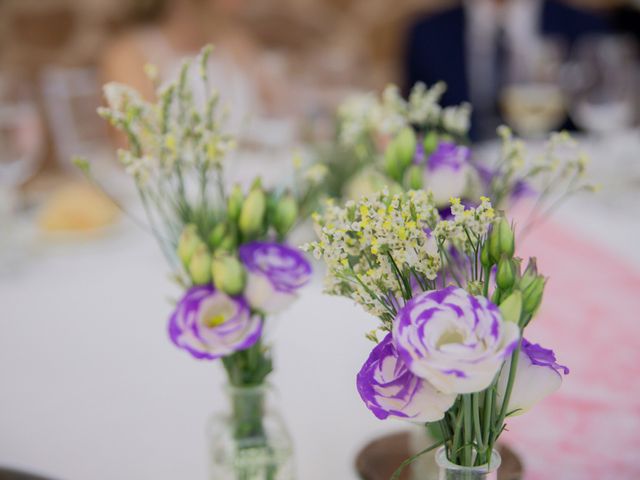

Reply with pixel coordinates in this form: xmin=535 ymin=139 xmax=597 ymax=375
xmin=304 ymin=189 xmax=568 ymax=476
xmin=332 ymin=82 xmax=594 ymax=229
xmin=76 ymin=46 xmax=312 ymax=478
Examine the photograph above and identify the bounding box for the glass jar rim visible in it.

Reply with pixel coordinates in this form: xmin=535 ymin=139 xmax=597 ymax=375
xmin=224 ymin=383 xmax=271 ymax=394
xmin=434 ymin=446 xmax=501 ymax=472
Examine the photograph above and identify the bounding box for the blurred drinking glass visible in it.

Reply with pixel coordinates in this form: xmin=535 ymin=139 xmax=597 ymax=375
xmin=41 ymin=66 xmax=110 ymax=170
xmin=0 ymin=73 xmax=43 ymax=267
xmin=500 ymin=37 xmax=567 ymax=138
xmin=0 ymin=74 xmax=43 ymax=193
xmin=564 ymin=35 xmax=638 ymax=135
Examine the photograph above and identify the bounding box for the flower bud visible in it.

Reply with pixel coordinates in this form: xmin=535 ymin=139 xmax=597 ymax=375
xmin=250 ymin=177 xmax=263 ymax=191
xmin=218 ymin=234 xmax=237 ymax=253
xmin=208 ymin=223 xmax=227 ymax=249
xmin=488 ymin=217 xmax=515 ymax=263
xmin=177 ymin=224 xmax=201 ymax=267
xmin=522 ymin=276 xmax=546 ymax=316
xmin=480 ymin=244 xmax=492 ymax=268
xmin=491 ymin=288 xmax=502 ymax=305
xmin=239 ymin=187 xmax=266 ymax=237
xmin=188 ymin=244 xmax=212 ymax=285
xmin=211 ymin=254 xmax=246 ymax=295
xmin=395 ymin=127 xmax=417 ymax=170
xmin=423 ymin=131 xmax=439 ymax=155
xmin=404 ymin=165 xmax=424 ymax=190
xmin=266 ymin=192 xmax=279 ymax=222
xmin=227 ymin=184 xmax=244 ymax=221
xmin=384 ymin=142 xmax=402 ymax=182
xmin=273 ymin=193 xmax=298 ymax=237
xmin=499 ymin=290 xmax=522 ymax=324
xmin=520 ymin=258 xmax=538 ymax=291
xmin=496 ymin=256 xmax=516 ymax=290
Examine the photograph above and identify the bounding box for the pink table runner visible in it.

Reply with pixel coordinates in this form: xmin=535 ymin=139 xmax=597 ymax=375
xmin=502 ymin=215 xmax=640 ymax=479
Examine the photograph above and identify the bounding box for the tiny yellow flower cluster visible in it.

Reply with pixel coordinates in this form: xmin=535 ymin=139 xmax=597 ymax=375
xmin=99 ymin=51 xmax=235 ymax=188
xmin=489 ymin=126 xmax=595 ymax=212
xmin=337 ymin=82 xmax=471 ymax=149
xmin=433 ymin=196 xmax=496 ymax=254
xmin=303 ymin=189 xmax=443 ymax=318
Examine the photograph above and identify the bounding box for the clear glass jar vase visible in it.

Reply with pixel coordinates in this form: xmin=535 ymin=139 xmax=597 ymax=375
xmin=208 ymin=384 xmax=295 ymax=480
xmin=435 ymin=447 xmax=501 ymax=480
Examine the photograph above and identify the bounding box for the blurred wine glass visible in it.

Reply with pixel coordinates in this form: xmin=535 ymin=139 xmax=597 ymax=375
xmin=500 ymin=37 xmax=567 ymax=138
xmin=41 ymin=66 xmax=111 ymax=170
xmin=563 ymin=35 xmax=638 ymax=135
xmin=0 ymin=73 xmax=44 ymax=268
xmin=0 ymin=74 xmax=43 ymax=192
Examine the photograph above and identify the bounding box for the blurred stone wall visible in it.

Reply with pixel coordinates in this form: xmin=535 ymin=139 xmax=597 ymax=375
xmin=0 ymin=0 xmax=618 ymax=170
xmin=0 ymin=0 xmax=615 ymax=80
xmin=0 ymin=0 xmax=120 ymax=71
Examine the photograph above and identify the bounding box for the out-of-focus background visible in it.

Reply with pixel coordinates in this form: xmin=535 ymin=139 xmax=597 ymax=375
xmin=1 ymin=1 xmax=640 ymax=479
xmin=0 ymin=0 xmax=638 ymax=173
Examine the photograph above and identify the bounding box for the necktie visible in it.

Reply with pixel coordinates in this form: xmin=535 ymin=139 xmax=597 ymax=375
xmin=479 ymin=26 xmax=507 ymax=140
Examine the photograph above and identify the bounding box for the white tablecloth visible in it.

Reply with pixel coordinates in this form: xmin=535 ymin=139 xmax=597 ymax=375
xmin=1 ymin=132 xmax=639 ymax=480
xmin=0 ymin=220 xmax=400 ymax=480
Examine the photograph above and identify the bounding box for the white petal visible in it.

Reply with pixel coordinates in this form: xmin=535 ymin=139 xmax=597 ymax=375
xmin=497 ymin=351 xmax=563 ymax=415
xmin=377 ymin=377 xmax=457 ymax=423
xmin=245 ymin=273 xmax=296 ymax=314
xmin=424 ymin=166 xmax=469 ymax=205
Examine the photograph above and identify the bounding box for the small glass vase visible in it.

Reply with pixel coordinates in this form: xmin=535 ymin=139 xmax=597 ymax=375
xmin=435 ymin=447 xmax=501 ymax=480
xmin=208 ymin=384 xmax=294 ymax=480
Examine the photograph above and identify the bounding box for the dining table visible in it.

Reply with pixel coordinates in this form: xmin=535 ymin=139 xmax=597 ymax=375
xmin=1 ymin=131 xmax=639 ymax=480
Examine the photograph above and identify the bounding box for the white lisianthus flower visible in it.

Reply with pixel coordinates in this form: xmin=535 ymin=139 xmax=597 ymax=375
xmin=357 ymin=333 xmax=456 ymax=422
xmin=423 ymin=142 xmax=471 ymax=206
xmin=393 ymin=286 xmax=520 ymax=395
xmin=168 ymin=286 xmax=261 ymax=360
xmin=497 ymin=338 xmax=569 ymax=416
xmin=239 ymin=242 xmax=312 ymax=314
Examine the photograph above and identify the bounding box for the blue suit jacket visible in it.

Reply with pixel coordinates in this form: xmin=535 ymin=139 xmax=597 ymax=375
xmin=405 ymin=0 xmax=608 ymax=138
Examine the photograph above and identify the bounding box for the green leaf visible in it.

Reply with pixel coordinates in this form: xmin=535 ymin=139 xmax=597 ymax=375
xmin=390 ymin=440 xmax=444 ymax=480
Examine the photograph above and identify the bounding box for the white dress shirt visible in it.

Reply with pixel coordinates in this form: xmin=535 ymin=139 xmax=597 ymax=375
xmin=464 ymin=0 xmax=544 ymax=114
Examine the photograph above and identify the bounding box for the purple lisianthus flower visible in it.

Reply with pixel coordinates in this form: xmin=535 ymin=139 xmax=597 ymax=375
xmin=511 ymin=179 xmax=536 ymax=202
xmin=497 ymin=338 xmax=569 ymax=415
xmin=521 ymin=339 xmax=569 ymax=374
xmin=424 ymin=142 xmax=471 ymax=205
xmin=475 ymin=163 xmax=536 ymax=204
xmin=168 ymin=285 xmax=261 ymax=360
xmin=239 ymin=241 xmax=312 ymax=314
xmin=357 ymin=333 xmax=456 ymax=422
xmin=393 ymin=286 xmax=520 ymax=395
xmin=437 ymin=198 xmax=477 ymax=220
xmin=413 ymin=141 xmax=425 ymax=165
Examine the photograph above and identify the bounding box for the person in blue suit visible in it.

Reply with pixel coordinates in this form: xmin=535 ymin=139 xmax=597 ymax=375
xmin=404 ymin=0 xmax=608 ymax=140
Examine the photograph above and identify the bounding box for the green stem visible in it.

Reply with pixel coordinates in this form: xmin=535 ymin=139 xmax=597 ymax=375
xmin=483 ymin=265 xmax=491 ymax=298
xmin=472 ymin=393 xmax=484 ymax=465
xmin=387 ymin=253 xmax=411 ymax=301
xmin=230 ymin=387 xmax=266 ymax=441
xmin=439 ymin=243 xmax=464 ymax=288
xmin=439 ymin=418 xmax=451 ymax=446
xmin=450 ymin=406 xmax=464 ymax=465
xmin=492 ymin=338 xmax=522 ymax=445
xmin=462 ymin=394 xmax=473 ymax=466
xmin=482 ymin=386 xmax=494 ymax=456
